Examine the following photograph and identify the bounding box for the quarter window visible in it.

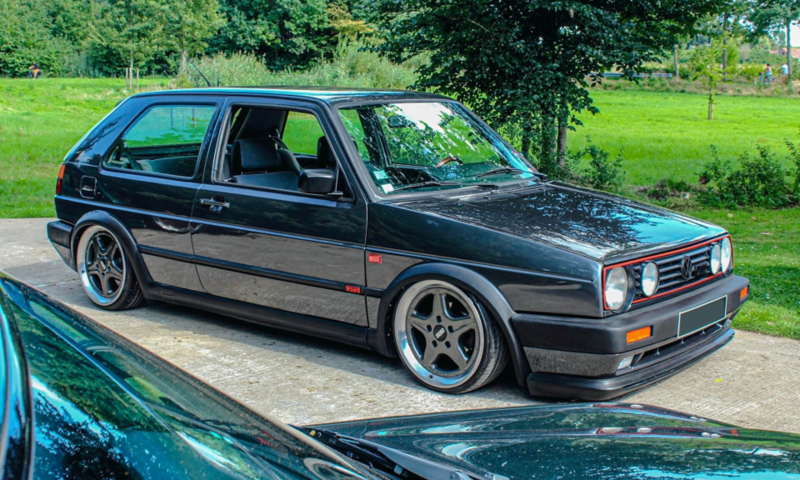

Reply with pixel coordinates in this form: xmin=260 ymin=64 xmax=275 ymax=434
xmin=105 ymin=104 xmax=215 ymax=177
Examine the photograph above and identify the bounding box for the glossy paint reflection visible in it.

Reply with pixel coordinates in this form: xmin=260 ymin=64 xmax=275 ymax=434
xmin=0 ymin=276 xmax=374 ymax=480
xmin=322 ymin=404 xmax=800 ymax=480
xmin=407 ymin=183 xmax=725 ymax=261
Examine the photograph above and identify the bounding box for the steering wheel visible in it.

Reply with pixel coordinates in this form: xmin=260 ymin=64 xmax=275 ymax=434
xmin=434 ymin=156 xmax=463 ymax=167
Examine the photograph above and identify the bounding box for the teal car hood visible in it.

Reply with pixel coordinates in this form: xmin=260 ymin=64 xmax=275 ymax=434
xmin=320 ymin=403 xmax=800 ymax=480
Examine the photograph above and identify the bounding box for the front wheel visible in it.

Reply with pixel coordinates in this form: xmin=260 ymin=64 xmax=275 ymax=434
xmin=393 ymin=280 xmax=508 ymax=394
xmin=76 ymin=225 xmax=144 ymax=310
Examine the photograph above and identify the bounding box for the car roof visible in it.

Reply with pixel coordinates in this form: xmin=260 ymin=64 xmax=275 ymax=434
xmin=134 ymin=86 xmax=450 ymax=105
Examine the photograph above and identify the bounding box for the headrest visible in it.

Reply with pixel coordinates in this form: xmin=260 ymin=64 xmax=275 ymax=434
xmin=316 ymin=136 xmax=333 ymax=167
xmin=233 ymin=138 xmax=282 ymax=172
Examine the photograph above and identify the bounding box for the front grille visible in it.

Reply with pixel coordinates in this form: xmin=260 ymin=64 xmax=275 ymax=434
xmin=632 ymin=245 xmax=713 ymax=300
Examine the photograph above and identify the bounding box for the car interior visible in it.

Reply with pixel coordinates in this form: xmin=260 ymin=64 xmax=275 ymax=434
xmin=105 ymin=104 xmax=216 ymax=178
xmin=217 ymin=106 xmax=349 ymax=196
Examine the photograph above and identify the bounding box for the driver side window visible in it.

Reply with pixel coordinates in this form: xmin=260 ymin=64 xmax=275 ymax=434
xmin=105 ymin=104 xmax=215 ymax=177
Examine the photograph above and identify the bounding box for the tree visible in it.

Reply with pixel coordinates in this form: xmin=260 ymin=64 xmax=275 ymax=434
xmin=749 ymin=0 xmax=800 ymax=77
xmin=208 ymin=0 xmax=334 ymax=69
xmin=690 ymin=40 xmax=724 ymax=120
xmin=368 ymin=0 xmax=725 ymax=176
xmin=98 ymin=0 xmax=169 ymax=80
xmin=164 ymin=0 xmax=224 ymax=76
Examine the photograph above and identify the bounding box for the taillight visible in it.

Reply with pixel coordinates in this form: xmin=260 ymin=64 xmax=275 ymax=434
xmin=56 ymin=164 xmax=66 ymax=195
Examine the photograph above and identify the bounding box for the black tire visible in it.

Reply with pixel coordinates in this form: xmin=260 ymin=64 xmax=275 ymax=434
xmin=392 ymin=280 xmax=509 ymax=394
xmin=75 ymin=225 xmax=145 ymax=311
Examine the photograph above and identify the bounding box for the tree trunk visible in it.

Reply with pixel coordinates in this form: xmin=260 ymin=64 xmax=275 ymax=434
xmin=129 ymin=50 xmax=134 ymax=89
xmin=787 ymin=17 xmax=793 ymax=77
xmin=722 ymin=13 xmax=728 ymax=82
xmin=556 ymin=96 xmax=568 ymax=169
xmin=181 ymin=50 xmax=188 ymax=77
xmin=673 ymin=44 xmax=679 ymax=79
xmin=707 ymin=92 xmax=714 ymax=121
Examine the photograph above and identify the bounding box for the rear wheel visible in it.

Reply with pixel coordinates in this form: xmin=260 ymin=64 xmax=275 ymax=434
xmin=76 ymin=225 xmax=144 ymax=310
xmin=393 ymin=280 xmax=508 ymax=393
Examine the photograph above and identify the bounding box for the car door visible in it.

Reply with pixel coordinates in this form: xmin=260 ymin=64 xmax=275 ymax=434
xmin=190 ymin=97 xmax=369 ymax=327
xmin=96 ymin=99 xmax=222 ymax=292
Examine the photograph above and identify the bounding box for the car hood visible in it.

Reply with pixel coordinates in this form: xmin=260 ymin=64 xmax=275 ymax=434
xmin=320 ymin=403 xmax=800 ymax=480
xmin=398 ymin=183 xmax=726 ymax=262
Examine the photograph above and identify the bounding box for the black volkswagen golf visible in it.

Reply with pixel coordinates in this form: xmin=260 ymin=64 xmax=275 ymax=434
xmin=47 ymin=87 xmax=750 ymax=400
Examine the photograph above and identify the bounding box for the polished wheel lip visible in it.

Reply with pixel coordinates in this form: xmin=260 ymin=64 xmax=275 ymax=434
xmin=394 ymin=280 xmax=485 ymax=389
xmin=77 ymin=226 xmax=126 ymax=306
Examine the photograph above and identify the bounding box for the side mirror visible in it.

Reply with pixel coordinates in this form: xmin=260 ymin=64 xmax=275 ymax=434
xmin=299 ymin=169 xmax=338 ymax=195
xmin=387 ymin=115 xmax=412 ymax=128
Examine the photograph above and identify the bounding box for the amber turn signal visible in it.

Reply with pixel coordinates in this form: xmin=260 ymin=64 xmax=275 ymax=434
xmin=740 ymin=286 xmax=749 ymax=300
xmin=626 ymin=326 xmax=652 ymax=344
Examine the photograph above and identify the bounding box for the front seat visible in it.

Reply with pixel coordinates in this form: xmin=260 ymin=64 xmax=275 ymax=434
xmin=230 ymin=138 xmax=300 ymax=190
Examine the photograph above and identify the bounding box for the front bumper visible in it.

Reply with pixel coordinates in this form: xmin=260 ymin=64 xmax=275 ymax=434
xmin=513 ymin=274 xmax=749 ymax=400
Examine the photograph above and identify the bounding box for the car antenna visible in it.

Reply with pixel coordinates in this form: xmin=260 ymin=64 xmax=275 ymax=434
xmin=188 ymin=59 xmax=212 ymax=87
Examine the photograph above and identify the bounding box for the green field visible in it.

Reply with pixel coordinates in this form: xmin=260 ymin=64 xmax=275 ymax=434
xmin=0 ymin=78 xmax=797 ymax=340
xmin=572 ymin=89 xmax=800 ymax=185
xmin=0 ymin=78 xmax=167 ymax=217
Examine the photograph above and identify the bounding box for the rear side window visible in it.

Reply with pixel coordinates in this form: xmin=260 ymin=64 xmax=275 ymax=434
xmin=105 ymin=104 xmax=215 ymax=177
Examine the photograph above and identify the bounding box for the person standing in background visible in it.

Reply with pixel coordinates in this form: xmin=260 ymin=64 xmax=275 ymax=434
xmin=781 ymin=63 xmax=789 ymax=82
xmin=765 ymin=63 xmax=773 ymax=84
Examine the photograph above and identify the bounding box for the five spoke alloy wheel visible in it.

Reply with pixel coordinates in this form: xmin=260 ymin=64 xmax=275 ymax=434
xmin=394 ymin=280 xmax=507 ymax=393
xmin=77 ymin=225 xmax=144 ymax=310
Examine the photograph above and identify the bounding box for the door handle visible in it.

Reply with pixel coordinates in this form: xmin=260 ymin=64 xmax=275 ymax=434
xmin=200 ymin=197 xmax=230 ymax=213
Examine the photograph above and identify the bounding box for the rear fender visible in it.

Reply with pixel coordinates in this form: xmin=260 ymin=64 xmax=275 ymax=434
xmin=70 ymin=211 xmax=154 ymax=298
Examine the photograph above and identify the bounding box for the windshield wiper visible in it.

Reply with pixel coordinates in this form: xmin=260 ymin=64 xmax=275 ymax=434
xmin=392 ymin=181 xmax=465 ymax=192
xmin=295 ymin=426 xmax=478 ymax=480
xmin=476 ymin=167 xmax=525 ymax=178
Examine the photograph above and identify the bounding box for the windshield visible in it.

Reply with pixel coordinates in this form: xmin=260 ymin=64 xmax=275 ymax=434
xmin=338 ymin=101 xmax=536 ymax=194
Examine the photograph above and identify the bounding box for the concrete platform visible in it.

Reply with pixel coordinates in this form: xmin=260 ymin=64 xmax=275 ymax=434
xmin=1 ymin=218 xmax=798 ymax=433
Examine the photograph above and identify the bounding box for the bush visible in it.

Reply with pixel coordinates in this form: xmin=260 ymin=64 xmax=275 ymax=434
xmin=784 ymin=138 xmax=800 ymax=193
xmin=567 ymin=137 xmax=626 ymax=192
xmin=698 ymin=145 xmax=794 ymax=208
xmin=187 ymin=40 xmax=418 ymax=90
xmin=187 ymin=52 xmax=271 ymax=87
xmin=738 ymin=63 xmax=764 ymax=82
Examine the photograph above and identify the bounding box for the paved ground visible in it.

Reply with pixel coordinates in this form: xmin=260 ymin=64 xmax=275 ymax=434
xmin=2 ymin=218 xmax=799 ymax=434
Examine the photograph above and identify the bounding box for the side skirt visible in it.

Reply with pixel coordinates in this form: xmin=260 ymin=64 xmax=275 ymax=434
xmin=147 ymin=284 xmax=376 ymax=351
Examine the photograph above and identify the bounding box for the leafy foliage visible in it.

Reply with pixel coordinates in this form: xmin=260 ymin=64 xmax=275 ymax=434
xmin=566 ymin=137 xmax=626 ymax=192
xmin=784 ymin=135 xmax=800 ymax=193
xmin=368 ymin=0 xmax=725 ymax=176
xmin=208 ymin=0 xmax=334 ymax=70
xmin=187 ymin=40 xmax=416 ymax=89
xmin=0 ymin=0 xmax=370 ymax=76
xmin=690 ymin=40 xmax=724 ymax=120
xmin=698 ymin=144 xmax=794 ymax=207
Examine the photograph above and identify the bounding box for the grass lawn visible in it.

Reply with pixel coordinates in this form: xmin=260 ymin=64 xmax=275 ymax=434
xmin=572 ymin=89 xmax=800 ymax=185
xmin=687 ymin=208 xmax=799 ymax=340
xmin=0 ymin=77 xmax=167 ymax=217
xmin=0 ymin=78 xmax=797 ymax=340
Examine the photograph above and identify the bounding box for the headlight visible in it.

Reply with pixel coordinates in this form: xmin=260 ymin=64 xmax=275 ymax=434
xmin=710 ymin=244 xmax=721 ymax=274
xmin=605 ymin=267 xmax=628 ymax=310
xmin=721 ymin=237 xmax=732 ymax=273
xmin=641 ymin=262 xmax=659 ymax=297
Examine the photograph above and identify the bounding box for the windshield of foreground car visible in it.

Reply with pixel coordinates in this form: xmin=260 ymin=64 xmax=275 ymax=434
xmin=338 ymin=101 xmax=537 ymax=195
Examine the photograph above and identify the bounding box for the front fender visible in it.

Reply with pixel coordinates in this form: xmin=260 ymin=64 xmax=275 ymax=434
xmin=70 ymin=210 xmax=154 ymax=297
xmin=367 ymin=263 xmax=530 ymax=387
